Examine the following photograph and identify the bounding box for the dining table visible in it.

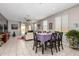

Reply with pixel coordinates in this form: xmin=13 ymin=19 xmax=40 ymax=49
xmin=36 ymin=33 xmax=52 ymax=54
xmin=36 ymin=33 xmax=52 ymax=43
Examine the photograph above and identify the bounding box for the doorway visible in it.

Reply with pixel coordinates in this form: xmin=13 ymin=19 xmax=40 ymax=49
xmin=21 ymin=23 xmax=26 ymax=35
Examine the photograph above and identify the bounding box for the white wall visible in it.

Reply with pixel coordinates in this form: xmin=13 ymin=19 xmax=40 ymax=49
xmin=37 ymin=5 xmax=79 ymax=32
xmin=53 ymin=5 xmax=79 ymax=31
xmin=36 ymin=21 xmax=43 ymax=31
xmin=0 ymin=13 xmax=7 ymax=25
xmin=8 ymin=20 xmax=21 ymax=36
xmin=47 ymin=16 xmax=55 ymax=32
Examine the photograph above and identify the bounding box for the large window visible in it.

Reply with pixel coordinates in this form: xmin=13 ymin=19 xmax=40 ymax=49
xmin=43 ymin=20 xmax=48 ymax=31
xmin=55 ymin=15 xmax=69 ymax=32
xmin=62 ymin=15 xmax=69 ymax=32
xmin=55 ymin=16 xmax=62 ymax=32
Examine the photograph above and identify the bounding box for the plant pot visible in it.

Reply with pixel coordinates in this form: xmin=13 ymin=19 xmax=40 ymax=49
xmin=68 ymin=38 xmax=78 ymax=48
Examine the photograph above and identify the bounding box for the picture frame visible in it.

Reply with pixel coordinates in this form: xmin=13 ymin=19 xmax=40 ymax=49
xmin=49 ymin=23 xmax=52 ymax=29
xmin=11 ymin=24 xmax=18 ymax=29
xmin=37 ymin=24 xmax=40 ymax=29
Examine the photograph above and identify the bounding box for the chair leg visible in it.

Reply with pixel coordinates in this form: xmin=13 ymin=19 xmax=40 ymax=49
xmin=58 ymin=41 xmax=60 ymax=51
xmin=50 ymin=41 xmax=53 ymax=55
xmin=35 ymin=47 xmax=37 ymax=53
xmin=55 ymin=41 xmax=58 ymax=53
xmin=35 ymin=41 xmax=38 ymax=53
xmin=33 ymin=45 xmax=34 ymax=50
xmin=61 ymin=41 xmax=64 ymax=50
xmin=38 ymin=42 xmax=41 ymax=47
xmin=45 ymin=42 xmax=47 ymax=50
xmin=33 ymin=41 xmax=35 ymax=50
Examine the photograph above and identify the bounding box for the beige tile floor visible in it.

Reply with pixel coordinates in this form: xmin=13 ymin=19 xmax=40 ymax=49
xmin=0 ymin=37 xmax=79 ymax=56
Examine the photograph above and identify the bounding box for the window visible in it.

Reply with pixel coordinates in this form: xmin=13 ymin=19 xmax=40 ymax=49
xmin=43 ymin=20 xmax=48 ymax=31
xmin=55 ymin=16 xmax=62 ymax=32
xmin=62 ymin=15 xmax=68 ymax=32
xmin=55 ymin=15 xmax=69 ymax=32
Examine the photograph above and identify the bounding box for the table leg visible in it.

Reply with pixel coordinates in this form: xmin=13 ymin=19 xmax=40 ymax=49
xmin=45 ymin=42 xmax=47 ymax=50
xmin=42 ymin=42 xmax=44 ymax=54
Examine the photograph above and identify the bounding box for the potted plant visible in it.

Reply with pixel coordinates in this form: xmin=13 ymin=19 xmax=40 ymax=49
xmin=66 ymin=30 xmax=79 ymax=48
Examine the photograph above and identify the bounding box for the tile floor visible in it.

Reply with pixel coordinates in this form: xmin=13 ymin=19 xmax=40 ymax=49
xmin=0 ymin=37 xmax=79 ymax=56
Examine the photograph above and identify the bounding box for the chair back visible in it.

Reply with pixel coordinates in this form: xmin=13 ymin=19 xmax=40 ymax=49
xmin=58 ymin=32 xmax=63 ymax=40
xmin=33 ymin=33 xmax=37 ymax=40
xmin=55 ymin=32 xmax=59 ymax=40
xmin=43 ymin=31 xmax=46 ymax=33
xmin=51 ymin=33 xmax=55 ymax=41
xmin=38 ymin=31 xmax=42 ymax=33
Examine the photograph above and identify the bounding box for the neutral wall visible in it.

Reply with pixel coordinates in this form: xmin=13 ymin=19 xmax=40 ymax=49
xmin=36 ymin=20 xmax=43 ymax=31
xmin=8 ymin=20 xmax=21 ymax=36
xmin=54 ymin=5 xmax=79 ymax=30
xmin=0 ymin=13 xmax=8 ymax=25
xmin=0 ymin=13 xmax=8 ymax=32
xmin=47 ymin=16 xmax=55 ymax=32
xmin=38 ymin=5 xmax=79 ymax=31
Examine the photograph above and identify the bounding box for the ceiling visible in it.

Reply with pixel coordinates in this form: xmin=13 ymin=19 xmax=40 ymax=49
xmin=0 ymin=3 xmax=78 ymax=22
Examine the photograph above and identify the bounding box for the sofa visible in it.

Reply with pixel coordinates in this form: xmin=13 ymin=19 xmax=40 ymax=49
xmin=1 ymin=32 xmax=9 ymax=43
xmin=24 ymin=31 xmax=34 ymax=41
xmin=0 ymin=34 xmax=3 ymax=46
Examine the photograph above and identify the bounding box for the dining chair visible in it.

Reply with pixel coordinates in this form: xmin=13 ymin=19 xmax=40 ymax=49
xmin=36 ymin=34 xmax=45 ymax=54
xmin=44 ymin=33 xmax=58 ymax=55
xmin=58 ymin=32 xmax=63 ymax=50
xmin=44 ymin=34 xmax=53 ymax=54
xmin=35 ymin=33 xmax=53 ymax=54
xmin=55 ymin=32 xmax=63 ymax=51
xmin=51 ymin=33 xmax=58 ymax=53
xmin=43 ymin=31 xmax=46 ymax=33
xmin=33 ymin=33 xmax=36 ymax=50
xmin=33 ymin=33 xmax=41 ymax=53
xmin=38 ymin=31 xmax=42 ymax=33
